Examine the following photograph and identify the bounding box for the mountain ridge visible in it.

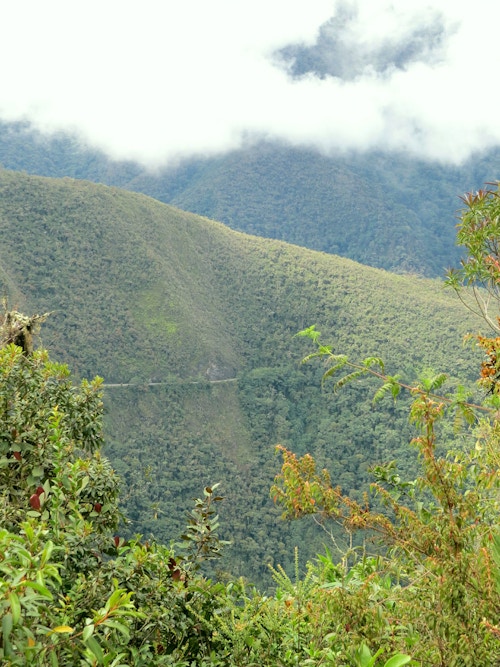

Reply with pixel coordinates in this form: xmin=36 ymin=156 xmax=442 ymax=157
xmin=1 ymin=120 xmax=498 ymax=276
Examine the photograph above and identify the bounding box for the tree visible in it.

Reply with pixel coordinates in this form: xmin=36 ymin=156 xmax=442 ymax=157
xmin=0 ymin=309 xmax=50 ymax=355
xmin=272 ymin=184 xmax=500 ymax=665
xmin=445 ymin=185 xmax=500 ymax=333
xmin=0 ymin=311 xmax=232 ymax=665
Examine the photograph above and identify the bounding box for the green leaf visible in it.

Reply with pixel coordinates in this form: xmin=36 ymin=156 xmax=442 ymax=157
xmin=2 ymin=612 xmax=13 ymax=642
xmin=61 ymin=475 xmax=72 ymax=490
xmin=492 ymin=533 xmax=500 ymax=567
xmin=362 ymin=356 xmax=385 ymax=372
xmin=295 ymin=325 xmax=321 ymax=342
xmin=82 ymin=623 xmax=94 ymax=642
xmin=353 ymin=643 xmax=383 ymax=667
xmin=84 ymin=635 xmax=104 ymax=664
xmin=102 ymin=619 xmax=130 ymax=639
xmin=384 ymin=655 xmax=412 ymax=667
xmin=108 ymin=654 xmax=128 ymax=667
xmin=103 ymin=587 xmax=125 ymax=612
xmin=333 ymin=369 xmax=364 ymax=392
xmin=21 ymin=580 xmax=53 ymax=598
xmin=40 ymin=540 xmax=54 ymax=566
xmin=78 ymin=475 xmax=90 ymax=492
xmin=8 ymin=592 xmax=20 ymax=625
xmin=320 ymin=356 xmax=349 ymax=383
xmin=302 ymin=348 xmax=331 ymax=363
xmin=491 ymin=533 xmax=500 ymax=593
xmin=391 ymin=382 xmax=401 ymax=399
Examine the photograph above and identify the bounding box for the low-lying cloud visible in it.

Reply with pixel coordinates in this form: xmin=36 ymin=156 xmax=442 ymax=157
xmin=1 ymin=0 xmax=497 ymax=166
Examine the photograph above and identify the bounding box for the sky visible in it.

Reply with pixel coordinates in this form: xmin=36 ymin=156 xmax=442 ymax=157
xmin=1 ymin=0 xmax=499 ymax=167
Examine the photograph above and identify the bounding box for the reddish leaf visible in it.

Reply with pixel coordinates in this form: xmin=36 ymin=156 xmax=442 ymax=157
xmin=29 ymin=494 xmax=41 ymax=511
xmin=168 ymin=557 xmax=182 ymax=581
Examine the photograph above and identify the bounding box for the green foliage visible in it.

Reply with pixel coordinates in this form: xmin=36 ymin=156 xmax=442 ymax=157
xmin=4 ymin=122 xmax=498 ymax=276
xmin=270 ymin=187 xmax=500 ymax=664
xmin=352 ymin=644 xmax=412 ymax=667
xmin=445 ymin=184 xmax=500 ymax=331
xmin=0 ymin=332 xmax=422 ymax=665
xmin=272 ymin=351 xmax=500 ymax=663
xmin=179 ymin=483 xmax=230 ymax=570
xmin=0 ymin=337 xmax=238 ymax=665
xmin=8 ymin=176 xmax=500 ymax=662
xmin=5 ymin=134 xmax=500 ymax=662
xmin=0 ymin=168 xmax=485 ymax=587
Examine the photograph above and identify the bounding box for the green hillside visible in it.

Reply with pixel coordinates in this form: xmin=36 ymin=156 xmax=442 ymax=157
xmin=0 ymin=168 xmax=485 ymax=585
xmin=163 ymin=145 xmax=455 ymax=275
xmin=134 ymin=143 xmax=500 ymax=276
xmin=1 ymin=121 xmax=499 ymax=276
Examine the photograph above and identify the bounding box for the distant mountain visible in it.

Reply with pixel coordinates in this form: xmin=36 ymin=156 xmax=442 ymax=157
xmin=0 ymin=168 xmax=484 ymax=585
xmin=1 ymin=120 xmax=498 ymax=277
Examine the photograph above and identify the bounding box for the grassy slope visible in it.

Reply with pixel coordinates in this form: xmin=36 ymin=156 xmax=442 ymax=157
xmin=0 ymin=168 xmax=485 ymax=585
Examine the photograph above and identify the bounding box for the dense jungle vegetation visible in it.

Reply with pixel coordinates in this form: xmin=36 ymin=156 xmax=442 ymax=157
xmin=0 ymin=169 xmax=485 ymax=587
xmin=3 ymin=185 xmax=500 ymax=665
xmin=1 ymin=119 xmax=499 ymax=275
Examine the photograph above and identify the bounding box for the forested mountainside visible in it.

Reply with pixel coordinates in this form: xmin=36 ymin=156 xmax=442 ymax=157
xmin=1 ymin=120 xmax=499 ymax=276
xmin=0 ymin=168 xmax=484 ymax=585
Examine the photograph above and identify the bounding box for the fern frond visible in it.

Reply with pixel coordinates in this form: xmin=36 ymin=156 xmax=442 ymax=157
xmin=373 ymin=378 xmax=401 ymax=404
xmin=333 ymin=369 xmax=365 ymax=392
xmin=320 ymin=355 xmax=349 ymax=383
xmin=295 ymin=325 xmax=321 ymax=342
xmin=362 ymin=356 xmax=385 ymax=372
xmin=302 ymin=348 xmax=332 ymax=364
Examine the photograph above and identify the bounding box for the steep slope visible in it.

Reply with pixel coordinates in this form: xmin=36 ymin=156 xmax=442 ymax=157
xmin=136 ymin=144 xmax=500 ymax=276
xmin=0 ymin=170 xmax=243 ymax=382
xmin=165 ymin=146 xmax=447 ymax=275
xmin=1 ymin=121 xmax=499 ymax=276
xmin=0 ymin=169 xmax=485 ymax=585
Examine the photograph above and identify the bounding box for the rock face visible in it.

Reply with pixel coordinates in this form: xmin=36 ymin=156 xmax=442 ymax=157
xmin=205 ymin=362 xmax=235 ymax=382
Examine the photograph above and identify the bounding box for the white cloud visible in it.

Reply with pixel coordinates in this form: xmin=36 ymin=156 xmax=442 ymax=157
xmin=0 ymin=0 xmax=498 ymax=166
